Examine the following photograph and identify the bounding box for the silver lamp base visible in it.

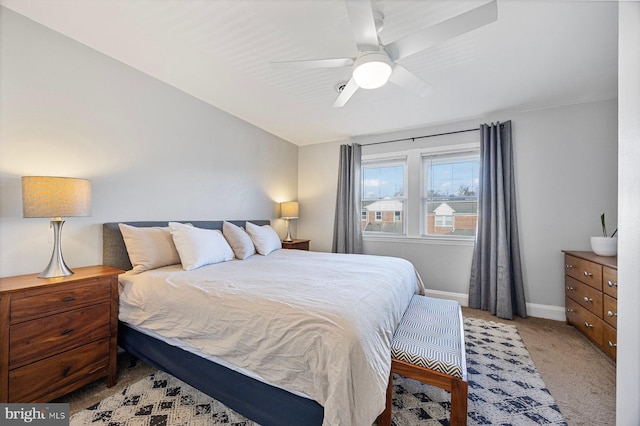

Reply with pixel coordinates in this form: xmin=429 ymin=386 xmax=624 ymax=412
xmin=39 ymin=219 xmax=74 ymax=278
xmin=283 ymin=218 xmax=293 ymax=242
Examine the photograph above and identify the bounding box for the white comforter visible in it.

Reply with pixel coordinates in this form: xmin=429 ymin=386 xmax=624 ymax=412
xmin=119 ymin=249 xmax=424 ymax=426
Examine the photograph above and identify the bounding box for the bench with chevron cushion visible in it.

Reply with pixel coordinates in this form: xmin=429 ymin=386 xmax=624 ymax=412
xmin=378 ymin=295 xmax=468 ymax=426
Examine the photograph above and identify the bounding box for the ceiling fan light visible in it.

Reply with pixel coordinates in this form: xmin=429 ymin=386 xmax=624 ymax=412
xmin=352 ymin=52 xmax=392 ymax=89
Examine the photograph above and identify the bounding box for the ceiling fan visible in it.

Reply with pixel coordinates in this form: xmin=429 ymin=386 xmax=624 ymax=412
xmin=271 ymin=0 xmax=497 ymax=108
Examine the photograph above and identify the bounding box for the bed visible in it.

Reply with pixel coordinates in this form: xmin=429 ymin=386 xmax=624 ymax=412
xmin=103 ymin=220 xmax=424 ymax=426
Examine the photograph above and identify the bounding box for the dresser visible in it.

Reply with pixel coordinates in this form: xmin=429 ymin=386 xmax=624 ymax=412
xmin=563 ymin=251 xmax=617 ymax=361
xmin=0 ymin=265 xmax=123 ymax=402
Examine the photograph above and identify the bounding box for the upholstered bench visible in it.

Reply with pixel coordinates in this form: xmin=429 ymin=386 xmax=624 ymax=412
xmin=378 ymin=295 xmax=468 ymax=426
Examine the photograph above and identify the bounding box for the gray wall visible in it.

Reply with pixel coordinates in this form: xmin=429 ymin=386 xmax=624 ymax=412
xmin=0 ymin=7 xmax=298 ymax=277
xmin=298 ymin=99 xmax=618 ymax=319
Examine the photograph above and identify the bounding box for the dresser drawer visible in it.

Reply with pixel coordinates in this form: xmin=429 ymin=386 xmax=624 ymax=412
xmin=8 ymin=338 xmax=109 ymax=403
xmin=565 ymin=276 xmax=603 ymax=317
xmin=9 ymin=303 xmax=111 ymax=369
xmin=10 ymin=278 xmax=111 ymax=323
xmin=565 ymin=297 xmax=603 ymax=346
xmin=602 ymin=323 xmax=617 ymax=361
xmin=602 ymin=267 xmax=618 ymax=299
xmin=564 ymin=254 xmax=602 ymax=290
xmin=603 ymin=295 xmax=617 ymax=328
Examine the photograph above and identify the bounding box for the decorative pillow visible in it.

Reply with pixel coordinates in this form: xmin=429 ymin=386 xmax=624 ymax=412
xmin=245 ymin=222 xmax=282 ymax=256
xmin=222 ymin=221 xmax=256 ymax=260
xmin=168 ymin=222 xmax=234 ymax=270
xmin=119 ymin=224 xmax=181 ymax=274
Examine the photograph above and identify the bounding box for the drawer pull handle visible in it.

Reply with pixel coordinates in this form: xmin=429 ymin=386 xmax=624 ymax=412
xmin=62 ymin=297 xmax=76 ymax=303
xmin=566 ymin=308 xmax=574 ymax=313
xmin=607 ymin=280 xmax=618 ymax=288
xmin=566 ymin=286 xmax=574 ymax=291
xmin=62 ymin=366 xmax=71 ymax=377
xmin=61 ymin=328 xmax=74 ymax=335
xmin=583 ymin=296 xmax=593 ymax=303
xmin=565 ymin=264 xmax=574 ymax=269
xmin=607 ymin=310 xmax=617 ymax=317
xmin=583 ymin=271 xmax=593 ymax=277
xmin=584 ymin=322 xmax=593 ymax=328
xmin=608 ymin=341 xmax=617 ymax=348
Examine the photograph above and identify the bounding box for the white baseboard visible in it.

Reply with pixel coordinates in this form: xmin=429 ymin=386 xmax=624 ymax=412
xmin=423 ymin=289 xmax=566 ymax=322
xmin=525 ymin=303 xmax=566 ymax=322
xmin=423 ymin=289 xmax=469 ymax=306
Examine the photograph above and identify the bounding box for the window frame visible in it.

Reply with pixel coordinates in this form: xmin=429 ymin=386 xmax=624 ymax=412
xmin=421 ymin=148 xmax=480 ymax=238
xmin=361 ymin=144 xmax=478 ymax=245
xmin=361 ymin=156 xmax=408 ymax=236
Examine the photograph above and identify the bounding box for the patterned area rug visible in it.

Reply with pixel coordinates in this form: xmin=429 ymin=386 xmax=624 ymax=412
xmin=71 ymin=318 xmax=566 ymax=425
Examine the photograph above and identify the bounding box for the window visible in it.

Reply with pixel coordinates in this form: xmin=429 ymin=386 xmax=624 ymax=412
xmin=361 ymin=159 xmax=406 ymax=234
xmin=361 ymin=143 xmax=479 ymax=242
xmin=435 ymin=214 xmax=454 ymax=227
xmin=361 ymin=210 xmax=367 ymax=221
xmin=422 ymin=151 xmax=479 ymax=237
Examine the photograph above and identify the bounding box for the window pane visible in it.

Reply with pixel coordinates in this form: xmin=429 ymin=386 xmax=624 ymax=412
xmin=423 ymin=153 xmax=479 ymax=237
xmin=361 ymin=162 xmax=405 ymax=234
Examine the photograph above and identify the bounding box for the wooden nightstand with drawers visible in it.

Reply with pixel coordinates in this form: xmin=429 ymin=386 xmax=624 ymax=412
xmin=0 ymin=265 xmax=123 ymax=402
xmin=281 ymin=239 xmax=310 ymax=251
xmin=563 ymin=251 xmax=617 ymax=361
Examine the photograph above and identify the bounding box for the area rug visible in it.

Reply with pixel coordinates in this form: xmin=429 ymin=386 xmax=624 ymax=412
xmin=70 ymin=318 xmax=566 ymax=425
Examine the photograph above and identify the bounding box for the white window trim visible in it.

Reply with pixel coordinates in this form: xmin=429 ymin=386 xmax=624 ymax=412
xmin=363 ymin=234 xmax=475 ymax=247
xmin=362 ymin=143 xmax=479 ymax=245
xmin=361 ymin=156 xmax=408 ymax=236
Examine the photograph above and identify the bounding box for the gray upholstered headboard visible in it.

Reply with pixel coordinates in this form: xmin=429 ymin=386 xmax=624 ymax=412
xmin=103 ymin=220 xmax=271 ymax=271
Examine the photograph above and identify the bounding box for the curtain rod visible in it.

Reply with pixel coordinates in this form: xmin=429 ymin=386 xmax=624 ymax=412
xmin=360 ymin=127 xmax=480 ymax=147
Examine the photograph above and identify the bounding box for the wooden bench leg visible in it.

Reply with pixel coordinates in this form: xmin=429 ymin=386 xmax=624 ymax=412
xmin=377 ymin=371 xmax=393 ymax=426
xmin=450 ymin=378 xmax=468 ymax=426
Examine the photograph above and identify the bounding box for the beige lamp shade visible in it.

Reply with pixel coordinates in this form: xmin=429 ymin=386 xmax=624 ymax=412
xmin=281 ymin=201 xmax=299 ymax=219
xmin=22 ymin=176 xmax=92 ymax=218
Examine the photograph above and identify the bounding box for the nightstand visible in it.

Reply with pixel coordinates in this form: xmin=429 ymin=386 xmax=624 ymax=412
xmin=0 ymin=265 xmax=123 ymax=402
xmin=281 ymin=239 xmax=310 ymax=251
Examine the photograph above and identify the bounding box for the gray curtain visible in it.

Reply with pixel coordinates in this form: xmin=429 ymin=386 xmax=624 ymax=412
xmin=332 ymin=143 xmax=363 ymax=254
xmin=469 ymin=121 xmax=527 ymax=319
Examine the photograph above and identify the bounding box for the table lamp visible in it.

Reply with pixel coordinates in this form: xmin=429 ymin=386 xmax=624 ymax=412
xmin=22 ymin=176 xmax=92 ymax=278
xmin=280 ymin=201 xmax=299 ymax=242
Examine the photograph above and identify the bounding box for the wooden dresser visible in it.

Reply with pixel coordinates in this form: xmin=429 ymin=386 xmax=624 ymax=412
xmin=563 ymin=251 xmax=617 ymax=361
xmin=0 ymin=265 xmax=123 ymax=402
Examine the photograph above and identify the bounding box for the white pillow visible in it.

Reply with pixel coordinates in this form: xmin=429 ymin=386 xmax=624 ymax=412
xmin=119 ymin=224 xmax=181 ymax=274
xmin=222 ymin=221 xmax=256 ymax=260
xmin=245 ymin=222 xmax=282 ymax=256
xmin=168 ymin=222 xmax=234 ymax=270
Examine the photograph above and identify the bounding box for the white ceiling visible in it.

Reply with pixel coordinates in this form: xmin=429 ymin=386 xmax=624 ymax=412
xmin=0 ymin=0 xmax=618 ymax=146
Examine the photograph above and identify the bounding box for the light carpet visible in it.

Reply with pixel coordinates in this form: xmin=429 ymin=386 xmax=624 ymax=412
xmin=71 ymin=318 xmax=566 ymax=425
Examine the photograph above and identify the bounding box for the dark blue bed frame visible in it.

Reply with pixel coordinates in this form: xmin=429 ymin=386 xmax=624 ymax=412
xmin=103 ymin=221 xmax=324 ymax=426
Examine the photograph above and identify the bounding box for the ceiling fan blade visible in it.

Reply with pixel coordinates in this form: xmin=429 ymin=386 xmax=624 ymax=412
xmin=389 ymin=65 xmax=433 ymax=98
xmin=385 ymin=0 xmax=498 ymax=62
xmin=344 ymin=0 xmax=380 ymax=51
xmin=271 ymin=57 xmax=354 ymax=69
xmin=333 ymin=78 xmax=359 ymax=108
